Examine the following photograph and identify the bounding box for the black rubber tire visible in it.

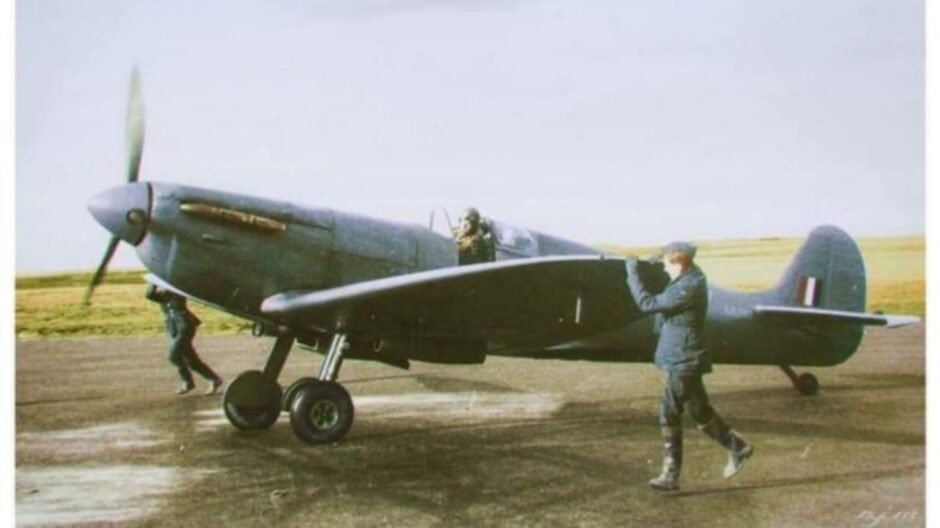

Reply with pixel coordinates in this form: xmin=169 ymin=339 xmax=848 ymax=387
xmin=289 ymin=381 xmax=354 ymax=444
xmin=282 ymin=377 xmax=319 ymax=412
xmin=222 ymin=370 xmax=282 ymax=430
xmin=797 ymin=373 xmax=819 ymax=396
xmin=224 ymin=402 xmax=281 ymax=430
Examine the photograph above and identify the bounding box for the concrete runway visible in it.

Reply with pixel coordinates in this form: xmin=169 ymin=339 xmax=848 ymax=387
xmin=16 ymin=325 xmax=924 ymax=527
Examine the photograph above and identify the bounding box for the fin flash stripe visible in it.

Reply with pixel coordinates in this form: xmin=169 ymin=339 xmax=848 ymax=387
xmin=796 ymin=276 xmax=821 ymax=307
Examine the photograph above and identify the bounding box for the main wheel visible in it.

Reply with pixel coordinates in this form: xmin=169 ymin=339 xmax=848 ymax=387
xmin=282 ymin=377 xmax=319 ymax=412
xmin=223 ymin=370 xmax=283 ymax=430
xmin=797 ymin=373 xmax=819 ymax=396
xmin=290 ymin=381 xmax=354 ymax=444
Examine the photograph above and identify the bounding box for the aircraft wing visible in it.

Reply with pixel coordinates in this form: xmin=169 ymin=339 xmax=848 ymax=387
xmin=753 ymin=305 xmax=920 ymax=328
xmin=262 ymin=256 xmax=642 ymax=349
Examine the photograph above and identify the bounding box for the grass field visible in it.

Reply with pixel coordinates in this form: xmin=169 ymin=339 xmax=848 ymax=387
xmin=15 ymin=235 xmax=924 ymax=337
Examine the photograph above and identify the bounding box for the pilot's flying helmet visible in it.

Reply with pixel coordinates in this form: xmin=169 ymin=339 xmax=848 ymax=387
xmin=461 ymin=207 xmax=481 ymax=226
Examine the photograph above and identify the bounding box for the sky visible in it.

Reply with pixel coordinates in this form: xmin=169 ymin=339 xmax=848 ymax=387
xmin=15 ymin=0 xmax=924 ymax=272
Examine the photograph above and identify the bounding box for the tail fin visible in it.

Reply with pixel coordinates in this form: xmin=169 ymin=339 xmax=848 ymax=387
xmin=772 ymin=226 xmax=866 ymax=312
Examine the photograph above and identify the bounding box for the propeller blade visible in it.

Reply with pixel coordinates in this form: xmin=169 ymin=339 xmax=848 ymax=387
xmin=125 ymin=68 xmax=146 ymax=183
xmin=82 ymin=235 xmax=121 ymax=306
xmin=85 ymin=69 xmax=146 ymax=306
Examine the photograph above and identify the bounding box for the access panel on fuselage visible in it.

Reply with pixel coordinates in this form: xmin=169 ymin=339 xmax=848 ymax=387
xmin=329 ymin=211 xmax=420 ymax=286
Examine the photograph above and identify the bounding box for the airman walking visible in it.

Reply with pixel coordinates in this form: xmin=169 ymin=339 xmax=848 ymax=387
xmin=625 ymin=242 xmax=753 ymax=491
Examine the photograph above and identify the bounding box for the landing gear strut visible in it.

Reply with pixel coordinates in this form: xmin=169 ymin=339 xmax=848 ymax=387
xmin=780 ymin=365 xmax=819 ymax=396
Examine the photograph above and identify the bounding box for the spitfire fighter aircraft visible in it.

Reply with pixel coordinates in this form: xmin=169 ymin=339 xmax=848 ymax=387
xmin=84 ymin=73 xmax=919 ymax=445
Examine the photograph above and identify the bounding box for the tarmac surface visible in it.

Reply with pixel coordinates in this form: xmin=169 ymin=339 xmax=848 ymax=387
xmin=16 ymin=325 xmax=924 ymax=527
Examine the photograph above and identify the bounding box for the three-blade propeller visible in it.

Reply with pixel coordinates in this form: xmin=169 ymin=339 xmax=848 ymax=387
xmin=82 ymin=69 xmax=146 ymax=306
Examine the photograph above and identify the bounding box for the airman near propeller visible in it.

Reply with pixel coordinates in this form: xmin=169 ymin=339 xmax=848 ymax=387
xmin=146 ymin=285 xmax=223 ymax=396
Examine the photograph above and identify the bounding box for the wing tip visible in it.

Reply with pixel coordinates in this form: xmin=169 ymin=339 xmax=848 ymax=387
xmin=260 ymin=295 xmax=288 ymax=315
xmin=881 ymin=315 xmax=922 ymax=328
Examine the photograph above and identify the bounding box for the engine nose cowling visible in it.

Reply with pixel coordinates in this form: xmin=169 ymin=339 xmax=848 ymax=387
xmin=87 ymin=182 xmax=152 ymax=245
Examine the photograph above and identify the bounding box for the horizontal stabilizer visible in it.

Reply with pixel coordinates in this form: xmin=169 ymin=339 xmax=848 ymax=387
xmin=753 ymin=305 xmax=920 ymax=328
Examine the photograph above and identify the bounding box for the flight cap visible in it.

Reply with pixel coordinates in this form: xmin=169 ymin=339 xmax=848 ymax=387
xmin=662 ymin=241 xmax=697 ymax=259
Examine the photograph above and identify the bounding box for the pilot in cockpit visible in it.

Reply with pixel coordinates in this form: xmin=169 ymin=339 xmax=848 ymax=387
xmin=453 ymin=207 xmax=496 ymax=265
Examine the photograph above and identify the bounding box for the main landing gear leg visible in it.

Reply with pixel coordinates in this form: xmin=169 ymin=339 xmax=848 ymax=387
xmin=223 ymin=334 xmax=294 ymax=430
xmin=288 ymin=334 xmax=355 ymax=444
xmin=780 ymin=365 xmax=819 ymax=396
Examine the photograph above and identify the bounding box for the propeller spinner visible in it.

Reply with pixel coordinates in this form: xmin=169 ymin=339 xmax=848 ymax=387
xmin=82 ymin=69 xmax=149 ymax=305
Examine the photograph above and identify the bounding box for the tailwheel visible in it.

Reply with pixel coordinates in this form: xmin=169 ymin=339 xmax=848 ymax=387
xmin=289 ymin=381 xmax=354 ymax=444
xmin=223 ymin=370 xmax=283 ymax=430
xmin=796 ymin=373 xmax=819 ymax=396
xmin=780 ymin=365 xmax=819 ymax=396
xmin=282 ymin=377 xmax=319 ymax=412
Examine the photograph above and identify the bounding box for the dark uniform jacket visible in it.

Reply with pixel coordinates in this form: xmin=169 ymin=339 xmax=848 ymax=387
xmin=145 ymin=284 xmax=201 ymax=338
xmin=625 ymin=261 xmax=712 ymax=375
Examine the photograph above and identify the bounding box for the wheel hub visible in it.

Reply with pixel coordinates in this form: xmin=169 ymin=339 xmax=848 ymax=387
xmin=311 ymin=399 xmax=340 ymax=429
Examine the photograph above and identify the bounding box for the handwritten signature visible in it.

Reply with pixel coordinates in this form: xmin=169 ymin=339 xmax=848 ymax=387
xmin=857 ymin=509 xmax=918 ymax=527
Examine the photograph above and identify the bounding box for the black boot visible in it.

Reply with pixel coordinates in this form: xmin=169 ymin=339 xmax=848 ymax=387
xmin=649 ymin=426 xmax=682 ymax=491
xmin=699 ymin=415 xmax=753 ymax=478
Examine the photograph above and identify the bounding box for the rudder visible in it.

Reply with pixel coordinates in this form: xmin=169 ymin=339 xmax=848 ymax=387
xmin=772 ymin=226 xmax=866 ymax=313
